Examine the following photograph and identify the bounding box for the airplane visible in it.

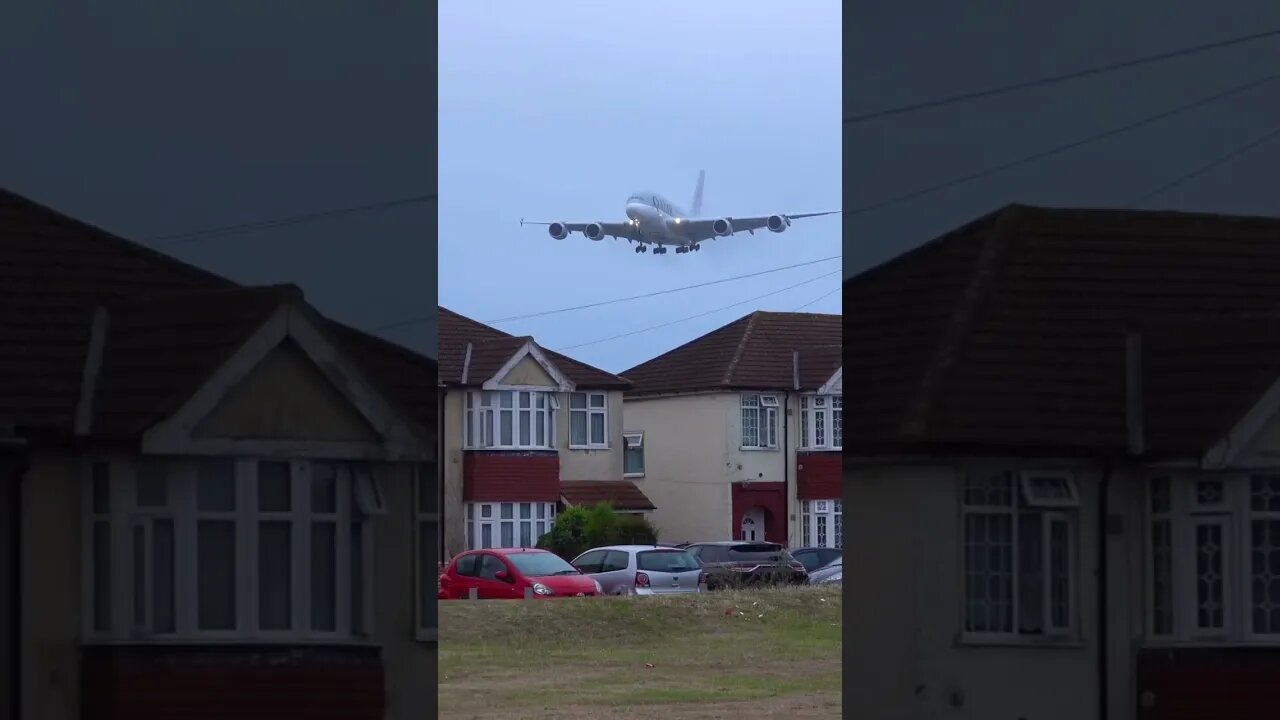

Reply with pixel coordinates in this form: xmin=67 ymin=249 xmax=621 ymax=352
xmin=519 ymin=171 xmax=840 ymax=255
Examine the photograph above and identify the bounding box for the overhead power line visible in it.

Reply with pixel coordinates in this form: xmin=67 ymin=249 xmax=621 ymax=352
xmin=794 ymin=286 xmax=841 ymax=311
xmin=846 ymin=28 xmax=1280 ymax=125
xmin=1129 ymin=121 xmax=1280 ymax=206
xmin=849 ymin=71 xmax=1280 ymax=216
xmin=148 ymin=194 xmax=436 ymax=245
xmin=555 ymin=270 xmax=841 ymax=352
xmin=483 ymin=254 xmax=842 ymax=324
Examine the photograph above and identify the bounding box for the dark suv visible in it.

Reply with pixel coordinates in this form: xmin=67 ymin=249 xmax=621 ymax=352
xmin=684 ymin=541 xmax=808 ymax=590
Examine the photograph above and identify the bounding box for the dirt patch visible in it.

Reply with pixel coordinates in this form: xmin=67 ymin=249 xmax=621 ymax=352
xmin=439 ymin=692 xmax=841 ymax=720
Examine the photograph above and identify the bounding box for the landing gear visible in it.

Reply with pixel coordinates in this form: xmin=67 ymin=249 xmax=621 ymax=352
xmin=634 ymin=244 xmax=648 ymax=253
xmin=652 ymin=246 xmax=668 ymax=255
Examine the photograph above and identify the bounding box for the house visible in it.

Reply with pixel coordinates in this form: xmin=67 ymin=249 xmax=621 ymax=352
xmin=845 ymin=203 xmax=1280 ymax=720
xmin=0 ymin=188 xmax=438 ymax=720
xmin=436 ymin=307 xmax=651 ymax=556
xmin=620 ymin=311 xmax=842 ymax=548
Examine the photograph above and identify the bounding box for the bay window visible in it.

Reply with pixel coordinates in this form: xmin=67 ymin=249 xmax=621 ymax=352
xmin=85 ymin=457 xmax=377 ymax=642
xmin=801 ymin=499 xmax=842 ymax=548
xmin=569 ymin=392 xmax=608 ymax=448
xmin=800 ymin=394 xmax=843 ymax=450
xmin=465 ymin=390 xmax=556 ymax=450
xmin=465 ymin=501 xmax=556 ymax=550
xmin=1145 ymin=473 xmax=1280 ymax=642
xmin=741 ymin=394 xmax=779 ymax=449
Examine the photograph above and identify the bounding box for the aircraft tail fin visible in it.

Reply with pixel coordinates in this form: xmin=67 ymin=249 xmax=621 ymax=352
xmin=691 ymin=170 xmax=705 ymax=216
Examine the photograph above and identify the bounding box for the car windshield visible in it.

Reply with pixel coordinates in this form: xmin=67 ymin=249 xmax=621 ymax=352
xmin=727 ymin=543 xmax=789 ymax=562
xmin=506 ymin=552 xmax=580 ymax=577
xmin=637 ymin=549 xmax=700 ymax=572
xmin=819 ymin=557 xmax=842 ymax=570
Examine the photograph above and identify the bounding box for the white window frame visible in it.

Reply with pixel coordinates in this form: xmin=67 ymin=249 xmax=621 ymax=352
xmin=1019 ymin=471 xmax=1080 ymax=508
xmin=959 ymin=469 xmax=1079 ymax=645
xmin=414 ymin=461 xmax=438 ymax=642
xmin=465 ymin=501 xmax=556 ymax=550
xmin=623 ymin=432 xmax=645 ymax=478
xmin=81 ymin=456 xmax=375 ymax=644
xmin=741 ymin=393 xmax=779 ymax=450
xmin=569 ymin=392 xmax=609 ymax=449
xmin=799 ymin=394 xmax=843 ymax=451
xmin=800 ymin=499 xmax=842 ymax=549
xmin=1143 ymin=473 xmax=1280 ymax=645
xmin=465 ymin=390 xmax=556 ymax=451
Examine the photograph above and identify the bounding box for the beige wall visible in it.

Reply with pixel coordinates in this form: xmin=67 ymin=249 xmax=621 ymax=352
xmin=558 ymin=389 xmax=624 ymax=481
xmin=440 ymin=389 xmax=467 ymax=558
xmin=623 ymin=391 xmax=808 ymax=546
xmin=21 ymin=453 xmax=82 ymax=720
xmin=844 ymin=460 xmax=1145 ymax=720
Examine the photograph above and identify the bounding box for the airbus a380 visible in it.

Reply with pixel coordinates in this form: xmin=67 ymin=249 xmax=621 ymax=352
xmin=520 ymin=171 xmax=839 ymax=255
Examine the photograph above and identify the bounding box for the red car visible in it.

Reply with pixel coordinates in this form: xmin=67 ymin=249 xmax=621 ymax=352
xmin=438 ymin=548 xmax=603 ymax=600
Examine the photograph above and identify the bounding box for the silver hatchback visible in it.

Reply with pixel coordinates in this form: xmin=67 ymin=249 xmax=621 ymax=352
xmin=570 ymin=545 xmax=706 ymax=596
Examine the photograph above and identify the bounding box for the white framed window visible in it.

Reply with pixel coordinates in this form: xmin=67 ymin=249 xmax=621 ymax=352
xmin=623 ymin=432 xmax=645 ymax=477
xmin=741 ymin=394 xmax=779 ymax=449
xmin=800 ymin=499 xmax=842 ymax=549
xmin=569 ymin=392 xmax=608 ymax=448
xmin=465 ymin=390 xmax=555 ymax=450
xmin=414 ymin=461 xmax=438 ymax=642
xmin=1145 ymin=473 xmax=1280 ymax=643
xmin=961 ymin=469 xmax=1078 ymax=642
xmin=83 ymin=457 xmax=376 ymax=643
xmin=800 ymin=395 xmax=843 ymax=450
xmin=465 ymin=501 xmax=556 ymax=550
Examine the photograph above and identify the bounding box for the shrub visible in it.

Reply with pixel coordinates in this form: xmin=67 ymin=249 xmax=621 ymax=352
xmin=537 ymin=502 xmax=659 ymax=560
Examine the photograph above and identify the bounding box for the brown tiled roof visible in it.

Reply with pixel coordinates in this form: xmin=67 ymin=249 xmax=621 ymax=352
xmin=559 ymin=480 xmax=656 ymax=511
xmin=846 ymin=204 xmax=1280 ymax=457
xmin=437 ymin=306 xmax=629 ymax=389
xmin=621 ymin=311 xmax=842 ymax=396
xmin=0 ymin=187 xmax=436 ymax=438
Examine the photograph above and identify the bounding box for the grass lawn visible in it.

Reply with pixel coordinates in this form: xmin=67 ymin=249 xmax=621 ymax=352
xmin=438 ymin=585 xmax=842 ymax=719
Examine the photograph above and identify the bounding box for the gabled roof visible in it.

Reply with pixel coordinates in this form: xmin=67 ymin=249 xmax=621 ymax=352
xmin=621 ymin=311 xmax=841 ymax=396
xmin=845 ymin=203 xmax=1280 ymax=457
xmin=437 ymin=307 xmax=629 ymax=389
xmin=0 ymin=187 xmax=436 ymax=438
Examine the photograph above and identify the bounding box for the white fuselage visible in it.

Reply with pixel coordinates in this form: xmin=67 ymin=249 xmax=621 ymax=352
xmin=624 ymin=192 xmax=692 ymax=247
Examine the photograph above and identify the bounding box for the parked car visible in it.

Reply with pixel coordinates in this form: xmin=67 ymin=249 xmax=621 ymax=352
xmin=683 ymin=541 xmax=808 ymax=590
xmin=808 ymin=556 xmax=842 ymax=585
xmin=571 ymin=545 xmax=707 ymax=595
xmin=791 ymin=547 xmax=842 ymax=573
xmin=438 ymin=548 xmax=603 ymax=600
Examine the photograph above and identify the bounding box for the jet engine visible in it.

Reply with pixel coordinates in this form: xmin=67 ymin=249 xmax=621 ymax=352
xmin=711 ymin=218 xmax=734 ymax=237
xmin=548 ymin=222 xmax=569 ymax=240
xmin=584 ymin=222 xmax=606 ymax=241
xmin=767 ymin=214 xmax=791 ymax=233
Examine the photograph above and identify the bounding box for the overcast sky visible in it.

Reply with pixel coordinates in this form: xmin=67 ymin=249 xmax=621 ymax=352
xmin=0 ymin=2 xmax=435 ymax=357
xmin=439 ymin=1 xmax=841 ymax=374
xmin=847 ymin=0 xmax=1280 ymax=279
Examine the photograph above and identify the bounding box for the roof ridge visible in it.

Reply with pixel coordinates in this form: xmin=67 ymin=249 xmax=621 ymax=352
xmin=438 ymin=305 xmax=515 ymax=340
xmin=900 ymin=204 xmax=1024 ymax=437
xmin=721 ymin=311 xmax=761 ymax=386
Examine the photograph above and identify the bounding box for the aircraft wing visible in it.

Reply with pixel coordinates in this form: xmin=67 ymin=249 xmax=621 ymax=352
xmin=680 ymin=210 xmax=841 ymax=242
xmin=520 ymin=218 xmax=640 ymax=241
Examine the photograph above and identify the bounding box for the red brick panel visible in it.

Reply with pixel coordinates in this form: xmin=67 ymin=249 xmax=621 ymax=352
xmin=731 ymin=482 xmax=787 ymax=544
xmin=796 ymin=451 xmax=841 ymax=499
xmin=463 ymin=451 xmax=560 ymax=502
xmin=1136 ymin=647 xmax=1280 ymax=719
xmin=81 ymin=645 xmax=384 ymax=720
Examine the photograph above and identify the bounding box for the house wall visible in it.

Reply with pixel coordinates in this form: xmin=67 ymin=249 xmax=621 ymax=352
xmin=558 ymin=389 xmax=625 ymax=481
xmin=441 ymin=389 xmax=466 ymax=558
xmin=845 ymin=460 xmax=1144 ymax=720
xmin=20 ymin=453 xmax=82 ymax=720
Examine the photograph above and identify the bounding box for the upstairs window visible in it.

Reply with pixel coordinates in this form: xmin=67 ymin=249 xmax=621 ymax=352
xmin=800 ymin=394 xmax=843 ymax=450
xmin=569 ymin=392 xmax=608 ymax=448
xmin=623 ymin=432 xmax=645 ymax=476
xmin=741 ymin=394 xmax=779 ymax=449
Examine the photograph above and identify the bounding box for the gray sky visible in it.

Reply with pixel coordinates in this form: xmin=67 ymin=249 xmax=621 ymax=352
xmin=847 ymin=0 xmax=1280 ymax=279
xmin=0 ymin=2 xmax=435 ymax=357
xmin=439 ymin=1 xmax=842 ymax=374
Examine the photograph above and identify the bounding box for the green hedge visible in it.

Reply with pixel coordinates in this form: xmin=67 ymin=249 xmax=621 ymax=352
xmin=537 ymin=502 xmax=658 ymax=560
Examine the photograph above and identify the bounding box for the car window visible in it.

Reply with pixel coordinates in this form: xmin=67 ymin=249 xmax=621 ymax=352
xmin=686 ymin=545 xmax=704 ymax=559
xmin=455 ymin=554 xmax=480 ymax=577
xmin=600 ymin=550 xmax=630 ymax=572
xmin=637 ymin=549 xmax=700 ymax=572
xmin=573 ymin=550 xmax=607 ymax=574
xmin=699 ymin=546 xmax=727 ymax=563
xmin=727 ymin=543 xmax=786 ymax=562
xmin=794 ymin=550 xmax=823 ymax=571
xmin=477 ymin=554 xmax=508 ymax=580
